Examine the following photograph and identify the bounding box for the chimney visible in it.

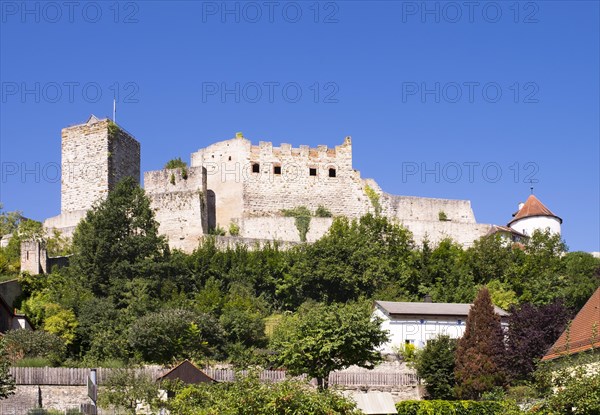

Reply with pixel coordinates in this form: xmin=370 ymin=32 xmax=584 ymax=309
xmin=423 ymin=294 xmax=432 ymax=303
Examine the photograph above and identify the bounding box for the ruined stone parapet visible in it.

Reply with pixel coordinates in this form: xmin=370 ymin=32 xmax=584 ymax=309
xmin=381 ymin=194 xmax=477 ymax=224
xmin=144 ymin=166 xmax=208 ymax=252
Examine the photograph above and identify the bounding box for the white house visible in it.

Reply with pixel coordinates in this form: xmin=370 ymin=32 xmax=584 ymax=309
xmin=373 ymin=300 xmax=509 ymax=354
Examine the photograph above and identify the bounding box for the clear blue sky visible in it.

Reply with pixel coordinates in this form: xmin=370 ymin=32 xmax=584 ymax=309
xmin=1 ymin=1 xmax=598 ymax=252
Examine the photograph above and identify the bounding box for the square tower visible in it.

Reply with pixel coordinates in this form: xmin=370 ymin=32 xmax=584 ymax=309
xmin=61 ymin=115 xmax=140 ymax=213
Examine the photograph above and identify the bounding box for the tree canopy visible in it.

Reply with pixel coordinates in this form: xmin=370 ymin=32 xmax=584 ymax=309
xmin=270 ymin=301 xmax=388 ymax=389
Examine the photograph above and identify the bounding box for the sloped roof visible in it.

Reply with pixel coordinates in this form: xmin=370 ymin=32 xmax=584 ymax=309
xmin=487 ymin=225 xmax=527 ymax=238
xmin=542 ymin=287 xmax=600 ymax=361
xmin=508 ymin=195 xmax=562 ymax=226
xmin=375 ymin=301 xmax=509 ymax=318
xmin=156 ymin=360 xmax=216 ymax=384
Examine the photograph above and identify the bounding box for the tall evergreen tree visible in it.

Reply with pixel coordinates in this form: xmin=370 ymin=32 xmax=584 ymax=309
xmin=454 ymin=287 xmax=507 ymax=400
xmin=71 ymin=177 xmax=168 ymax=302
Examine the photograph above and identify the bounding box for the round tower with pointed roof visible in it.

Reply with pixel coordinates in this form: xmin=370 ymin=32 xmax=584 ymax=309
xmin=508 ymin=194 xmax=562 ymax=236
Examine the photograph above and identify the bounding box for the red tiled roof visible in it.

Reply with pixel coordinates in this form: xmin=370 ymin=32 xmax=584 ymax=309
xmin=542 ymin=287 xmax=600 ymax=361
xmin=508 ymin=195 xmax=562 ymax=226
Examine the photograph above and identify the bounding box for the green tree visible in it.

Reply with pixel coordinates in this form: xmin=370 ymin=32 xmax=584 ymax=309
xmin=71 ymin=177 xmax=168 ymax=301
xmin=515 ymin=229 xmax=567 ymax=304
xmin=414 ymin=335 xmax=457 ymax=400
xmin=270 ymin=301 xmax=388 ymax=389
xmin=559 ymin=251 xmax=600 ymax=309
xmin=454 ymin=287 xmax=507 ymax=400
xmin=98 ymin=368 xmax=160 ymax=415
xmin=0 ymin=338 xmax=15 ymax=399
xmin=128 ymin=309 xmax=224 ymax=364
xmin=284 ymin=214 xmax=416 ymax=307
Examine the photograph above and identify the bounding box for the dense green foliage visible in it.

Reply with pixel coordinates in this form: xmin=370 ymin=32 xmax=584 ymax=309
xmin=270 ymin=301 xmax=388 ymax=388
xmin=4 ymin=329 xmax=66 ymax=365
xmin=413 ymin=335 xmax=457 ymax=399
xmin=166 ymin=372 xmax=361 ymax=415
xmin=98 ymin=368 xmax=160 ymax=414
xmin=5 ymin=179 xmax=598 ymax=372
xmin=0 ymin=338 xmax=15 ymax=399
xmin=396 ymin=400 xmax=521 ymax=415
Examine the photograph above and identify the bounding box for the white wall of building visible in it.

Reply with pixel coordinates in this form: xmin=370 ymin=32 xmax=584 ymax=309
xmin=374 ymin=308 xmax=467 ymax=354
xmin=509 ymin=216 xmax=561 ymax=237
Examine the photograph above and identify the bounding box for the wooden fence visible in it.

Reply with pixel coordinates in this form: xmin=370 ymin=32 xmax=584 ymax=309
xmin=10 ymin=367 xmax=419 ymax=387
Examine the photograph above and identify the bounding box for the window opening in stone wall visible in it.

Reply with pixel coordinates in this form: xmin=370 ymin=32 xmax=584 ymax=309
xmin=309 ymin=168 xmax=317 ymax=176
xmin=329 ymin=168 xmax=336 ymax=177
xmin=274 ymin=165 xmax=282 ymax=175
xmin=252 ymin=163 xmax=260 ymax=173
xmin=228 ymin=156 xmax=232 ymax=161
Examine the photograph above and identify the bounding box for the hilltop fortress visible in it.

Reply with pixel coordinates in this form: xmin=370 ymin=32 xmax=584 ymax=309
xmin=24 ymin=115 xmax=562 ymax=270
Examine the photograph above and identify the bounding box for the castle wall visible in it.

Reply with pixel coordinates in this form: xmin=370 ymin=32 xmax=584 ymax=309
xmin=398 ymin=220 xmax=491 ymax=247
xmin=191 ymin=137 xmax=250 ymax=228
xmin=382 ymin=194 xmax=477 ymax=223
xmin=144 ymin=166 xmax=207 ymax=252
xmin=241 ymin=137 xmax=372 ymax=220
xmin=43 ymin=210 xmax=87 ymax=238
xmin=235 ymin=217 xmax=334 ymax=243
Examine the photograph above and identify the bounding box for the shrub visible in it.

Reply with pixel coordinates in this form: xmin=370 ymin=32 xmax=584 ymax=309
xmin=167 ymin=372 xmax=362 ymax=414
xmin=228 ymin=222 xmax=240 ymax=236
xmin=395 ymin=400 xmax=522 ymax=415
xmin=438 ymin=211 xmax=448 ymax=221
xmin=165 ymin=157 xmax=188 ymax=180
xmin=315 ymin=205 xmax=333 ymax=217
xmin=4 ymin=329 xmax=66 ymax=365
xmin=393 ymin=342 xmax=417 ymax=363
xmin=413 ymin=335 xmax=457 ymax=400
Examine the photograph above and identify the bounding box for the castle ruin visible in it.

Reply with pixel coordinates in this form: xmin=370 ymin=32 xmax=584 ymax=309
xmin=20 ymin=115 xmax=561 ymax=272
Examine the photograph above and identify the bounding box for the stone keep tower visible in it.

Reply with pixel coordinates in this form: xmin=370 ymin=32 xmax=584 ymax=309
xmin=44 ymin=115 xmax=141 ymax=235
xmin=61 ymin=115 xmax=140 ymax=213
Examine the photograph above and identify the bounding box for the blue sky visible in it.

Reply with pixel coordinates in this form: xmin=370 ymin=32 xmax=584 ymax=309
xmin=1 ymin=1 xmax=598 ymax=252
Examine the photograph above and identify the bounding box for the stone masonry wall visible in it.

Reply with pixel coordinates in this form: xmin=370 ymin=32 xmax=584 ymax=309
xmin=108 ymin=125 xmax=141 ymax=189
xmin=235 ymin=217 xmax=334 ymax=243
xmin=1 ymin=385 xmax=90 ymax=413
xmin=144 ymin=166 xmax=207 ymax=252
xmin=61 ymin=117 xmax=140 ymax=215
xmin=242 ymin=137 xmax=373 ymax=220
xmin=61 ymin=120 xmax=110 ymax=213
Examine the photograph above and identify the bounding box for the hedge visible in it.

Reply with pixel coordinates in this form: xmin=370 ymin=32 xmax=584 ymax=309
xmin=396 ymin=400 xmax=522 ymax=415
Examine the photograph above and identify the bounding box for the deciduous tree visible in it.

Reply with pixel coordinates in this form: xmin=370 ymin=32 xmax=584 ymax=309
xmin=270 ymin=301 xmax=388 ymax=389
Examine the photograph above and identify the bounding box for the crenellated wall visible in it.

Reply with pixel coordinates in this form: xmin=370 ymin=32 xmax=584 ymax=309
xmin=32 ymin=118 xmax=503 ymax=259
xmin=144 ymin=166 xmax=208 ymax=252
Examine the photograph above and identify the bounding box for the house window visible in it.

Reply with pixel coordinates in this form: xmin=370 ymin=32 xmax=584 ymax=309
xmin=309 ymin=168 xmax=317 ymax=176
xmin=457 ymin=319 xmax=462 ymax=325
xmin=405 ymin=339 xmax=414 ymax=345
xmin=252 ymin=163 xmax=260 ymax=173
xmin=274 ymin=165 xmax=282 ymax=175
xmin=420 ymin=319 xmax=425 ymax=324
xmin=329 ymin=168 xmax=336 ymax=177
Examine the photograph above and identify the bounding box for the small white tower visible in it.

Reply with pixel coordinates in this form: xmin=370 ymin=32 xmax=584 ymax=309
xmin=508 ymin=194 xmax=562 ymax=236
